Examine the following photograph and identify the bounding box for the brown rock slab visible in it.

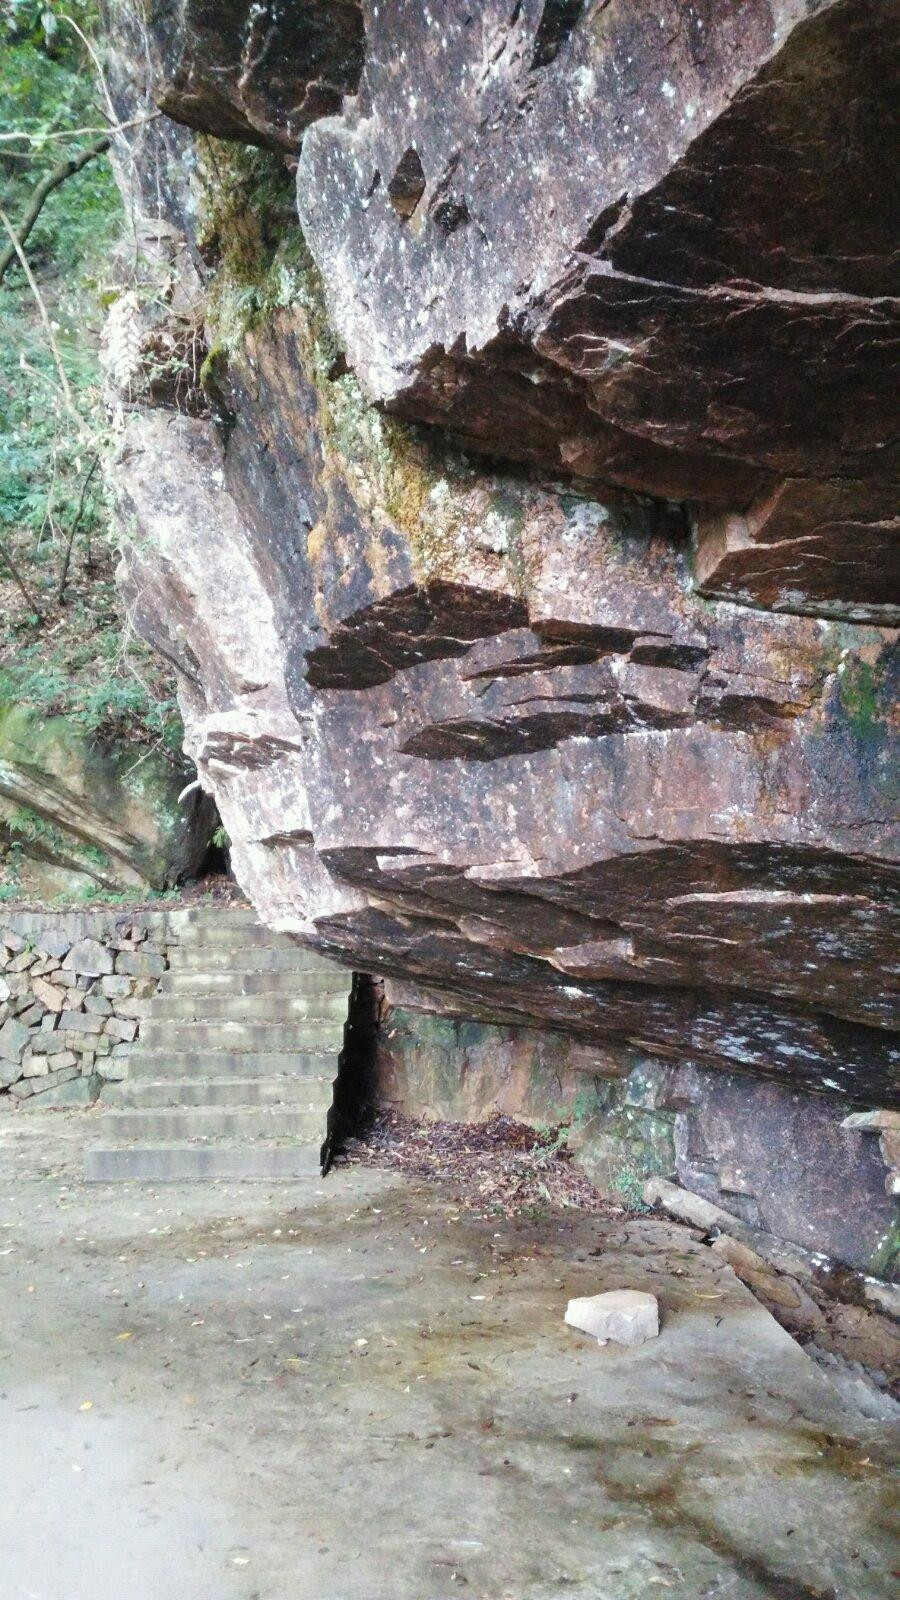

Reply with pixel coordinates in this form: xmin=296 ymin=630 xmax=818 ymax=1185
xmin=125 ymin=0 xmax=364 ymax=151
xmin=102 ymin=1 xmax=900 ymax=1139
xmin=296 ymin=0 xmax=900 ymax=620
xmin=32 ymin=979 xmax=66 ymax=1013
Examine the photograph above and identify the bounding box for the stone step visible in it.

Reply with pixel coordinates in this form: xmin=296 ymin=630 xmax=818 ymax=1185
xmin=139 ymin=1019 xmax=345 ymax=1053
xmin=160 ymin=968 xmax=350 ymax=997
xmin=167 ymin=946 xmax=338 ymax=975
xmin=104 ymin=1075 xmax=336 ymax=1108
xmin=85 ymin=1143 xmax=322 ymax=1183
xmin=99 ymin=1105 xmax=327 ymax=1141
xmin=174 ymin=924 xmax=302 ymax=951
xmin=126 ymin=1049 xmax=338 ymax=1080
xmin=170 ymin=906 xmax=258 ymax=927
xmin=149 ymin=992 xmax=350 ymax=1023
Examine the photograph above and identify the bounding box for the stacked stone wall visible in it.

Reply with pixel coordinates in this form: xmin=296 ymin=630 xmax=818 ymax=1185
xmin=0 ymin=910 xmax=179 ymax=1108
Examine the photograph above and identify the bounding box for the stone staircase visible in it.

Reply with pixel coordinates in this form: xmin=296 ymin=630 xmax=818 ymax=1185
xmin=85 ymin=908 xmax=351 ymax=1182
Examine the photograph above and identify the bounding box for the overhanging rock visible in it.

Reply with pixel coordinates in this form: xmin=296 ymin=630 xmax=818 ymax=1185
xmin=122 ymin=0 xmax=365 ymax=150
xmin=297 ymin=0 xmax=899 ymax=621
xmin=107 ymin=0 xmax=899 ymax=1110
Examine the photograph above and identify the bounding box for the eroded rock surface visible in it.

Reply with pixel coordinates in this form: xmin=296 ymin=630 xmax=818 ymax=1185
xmin=107 ymin=2 xmax=898 ymax=1110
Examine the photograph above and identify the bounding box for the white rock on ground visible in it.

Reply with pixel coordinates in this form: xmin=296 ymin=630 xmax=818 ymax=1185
xmin=565 ymin=1290 xmax=659 ymax=1347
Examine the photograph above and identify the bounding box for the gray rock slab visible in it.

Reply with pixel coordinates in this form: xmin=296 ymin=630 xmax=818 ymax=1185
xmin=60 ymin=1010 xmax=104 ymax=1035
xmin=100 ymin=976 xmax=135 ymax=998
xmin=0 ymin=1017 xmax=30 ymax=1064
xmin=63 ymin=938 xmax=114 ymax=977
xmin=0 ymin=1114 xmax=896 ymax=1600
xmin=104 ymin=1016 xmax=138 ymax=1043
xmin=115 ymin=951 xmax=165 ymax=978
xmin=21 ymin=1075 xmax=94 ymax=1108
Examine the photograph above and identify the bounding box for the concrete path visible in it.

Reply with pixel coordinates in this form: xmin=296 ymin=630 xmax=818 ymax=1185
xmin=1 ymin=1114 xmax=896 ymax=1600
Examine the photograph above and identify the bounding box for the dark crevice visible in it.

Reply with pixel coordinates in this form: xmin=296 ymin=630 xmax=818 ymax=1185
xmin=431 ymin=195 xmax=470 ymax=234
xmin=304 ymin=584 xmax=528 ymax=689
xmin=387 ymin=146 xmax=426 ymax=219
xmin=322 ymin=971 xmax=381 ymax=1172
xmin=531 ymin=0 xmax=587 ymax=69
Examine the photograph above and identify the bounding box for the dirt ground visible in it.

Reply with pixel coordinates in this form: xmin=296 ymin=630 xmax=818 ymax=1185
xmin=1 ymin=1111 xmax=897 ymax=1600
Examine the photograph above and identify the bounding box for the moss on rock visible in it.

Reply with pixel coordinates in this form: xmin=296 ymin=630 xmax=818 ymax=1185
xmin=0 ymin=701 xmax=213 ymax=896
xmin=196 ymin=140 xmax=546 ymax=597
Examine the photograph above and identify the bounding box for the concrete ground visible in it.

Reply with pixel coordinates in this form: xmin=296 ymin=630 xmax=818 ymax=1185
xmin=0 ymin=1113 xmax=897 ymax=1600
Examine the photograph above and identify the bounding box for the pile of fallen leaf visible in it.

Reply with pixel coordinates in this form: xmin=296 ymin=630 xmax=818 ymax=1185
xmin=340 ymin=1110 xmax=619 ymax=1219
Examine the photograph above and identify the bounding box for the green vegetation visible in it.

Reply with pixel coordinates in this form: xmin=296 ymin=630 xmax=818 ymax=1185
xmin=837 ymin=657 xmax=882 ymax=740
xmin=5 ymin=802 xmax=70 ymax=854
xmin=0 ymin=1 xmax=180 ymax=748
xmin=53 ymin=881 xmax=185 ymax=907
xmin=0 ymin=626 xmax=182 ymax=746
xmin=611 ymin=1168 xmax=652 ymax=1212
xmin=0 ymin=4 xmax=118 ymax=272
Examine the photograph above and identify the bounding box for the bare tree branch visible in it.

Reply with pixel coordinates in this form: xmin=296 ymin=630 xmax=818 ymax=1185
xmin=60 ymin=13 xmax=120 ymax=133
xmin=0 ymin=111 xmax=160 ymax=145
xmin=0 ymin=538 xmax=43 ymax=620
xmin=58 ymin=453 xmax=101 ymax=602
xmin=0 ymin=136 xmax=110 ymax=285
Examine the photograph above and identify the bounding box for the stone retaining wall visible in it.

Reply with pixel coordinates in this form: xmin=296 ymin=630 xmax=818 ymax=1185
xmin=0 ymin=910 xmax=179 ymax=1109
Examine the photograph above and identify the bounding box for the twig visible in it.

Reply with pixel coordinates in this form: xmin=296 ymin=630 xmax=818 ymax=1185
xmin=37 ymin=446 xmax=60 ymax=552
xmin=0 ymin=136 xmax=110 ymax=285
xmin=15 ymin=353 xmax=71 ymax=421
xmin=58 ymin=454 xmax=100 ymax=601
xmin=60 ymin=13 xmax=120 ymax=133
xmin=0 ymin=538 xmax=43 ymax=620
xmin=0 ymin=112 xmax=160 ymax=146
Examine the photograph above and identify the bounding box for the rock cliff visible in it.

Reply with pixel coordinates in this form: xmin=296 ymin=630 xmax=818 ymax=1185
xmin=104 ymin=2 xmax=898 ymax=1110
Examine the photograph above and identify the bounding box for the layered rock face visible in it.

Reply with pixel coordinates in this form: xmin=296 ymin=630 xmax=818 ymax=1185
xmin=0 ymin=703 xmax=213 ymax=898
xmin=107 ymin=2 xmax=897 ymax=1113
